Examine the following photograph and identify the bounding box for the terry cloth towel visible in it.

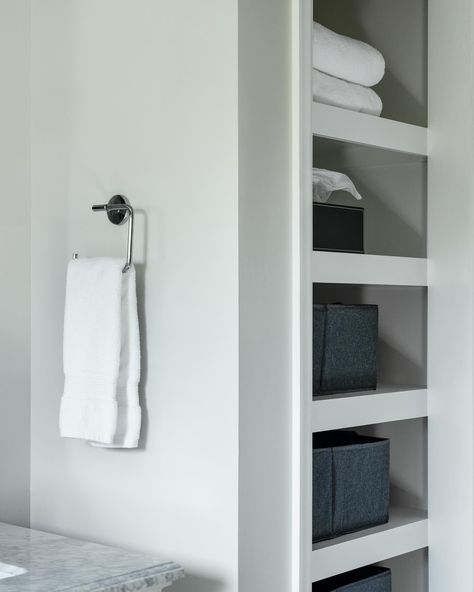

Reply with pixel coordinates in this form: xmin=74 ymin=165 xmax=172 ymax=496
xmin=312 ymin=69 xmax=383 ymax=117
xmin=60 ymin=258 xmax=141 ymax=448
xmin=313 ymin=22 xmax=385 ymax=88
xmin=313 ymin=168 xmax=363 ymax=203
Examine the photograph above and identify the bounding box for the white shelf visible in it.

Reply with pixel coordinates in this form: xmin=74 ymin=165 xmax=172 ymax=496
xmin=312 ymin=507 xmax=428 ymax=582
xmin=312 ymin=103 xmax=428 ymax=156
xmin=312 ymin=385 xmax=427 ymax=432
xmin=312 ymin=252 xmax=428 ymax=286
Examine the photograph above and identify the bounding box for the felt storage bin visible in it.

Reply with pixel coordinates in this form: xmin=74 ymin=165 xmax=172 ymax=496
xmin=313 ymin=430 xmax=390 ymax=543
xmin=313 ymin=304 xmax=378 ymax=394
xmin=313 ymin=566 xmax=392 ymax=592
xmin=313 ymin=202 xmax=365 ymax=254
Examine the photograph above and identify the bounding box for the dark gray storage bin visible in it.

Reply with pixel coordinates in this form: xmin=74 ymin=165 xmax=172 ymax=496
xmin=314 ymin=566 xmax=391 ymax=592
xmin=313 ymin=431 xmax=390 ymax=543
xmin=313 ymin=304 xmax=378 ymax=395
xmin=313 ymin=202 xmax=365 ymax=254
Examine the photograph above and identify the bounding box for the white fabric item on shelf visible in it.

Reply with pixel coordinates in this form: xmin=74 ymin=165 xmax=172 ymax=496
xmin=312 ymin=69 xmax=383 ymax=117
xmin=59 ymin=258 xmax=141 ymax=448
xmin=313 ymin=168 xmax=363 ymax=203
xmin=313 ymin=22 xmax=385 ymax=88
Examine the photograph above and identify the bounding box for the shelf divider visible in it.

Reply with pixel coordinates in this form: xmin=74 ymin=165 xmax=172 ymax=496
xmin=312 ymin=386 xmax=427 ymax=432
xmin=312 ymin=103 xmax=428 ymax=156
xmin=312 ymin=507 xmax=428 ymax=582
xmin=312 ymin=252 xmax=427 ymax=286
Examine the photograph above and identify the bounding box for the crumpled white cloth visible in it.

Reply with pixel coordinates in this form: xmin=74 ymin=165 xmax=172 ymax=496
xmin=313 ymin=168 xmax=363 ymax=203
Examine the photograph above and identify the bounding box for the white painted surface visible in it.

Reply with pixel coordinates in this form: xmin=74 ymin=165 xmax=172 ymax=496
xmin=291 ymin=0 xmax=313 ymax=590
xmin=30 ymin=3 xmax=239 ymax=591
xmin=312 ymin=387 xmax=427 ymax=432
xmin=379 ymin=549 xmax=428 ymax=592
xmin=428 ymin=0 xmax=474 ymax=590
xmin=0 ymin=0 xmax=30 ymax=527
xmin=312 ymin=104 xmax=428 ymax=156
xmin=312 ymin=507 xmax=428 ymax=582
xmin=312 ymin=252 xmax=427 ymax=286
xmin=361 ymin=418 xmax=427 ymax=515
xmin=238 ymin=0 xmax=292 ymax=591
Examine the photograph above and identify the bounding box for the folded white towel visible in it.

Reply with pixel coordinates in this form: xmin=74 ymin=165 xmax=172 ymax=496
xmin=313 ymin=168 xmax=363 ymax=203
xmin=60 ymin=258 xmax=141 ymax=448
xmin=312 ymin=69 xmax=383 ymax=117
xmin=313 ymin=22 xmax=385 ymax=88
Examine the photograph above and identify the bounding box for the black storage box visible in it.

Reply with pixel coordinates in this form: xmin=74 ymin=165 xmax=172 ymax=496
xmin=313 ymin=202 xmax=364 ymax=253
xmin=314 ymin=566 xmax=392 ymax=592
xmin=313 ymin=304 xmax=378 ymax=395
xmin=313 ymin=430 xmax=390 ymax=543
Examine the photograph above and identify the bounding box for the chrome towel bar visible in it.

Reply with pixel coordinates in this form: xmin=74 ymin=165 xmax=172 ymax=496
xmin=72 ymin=195 xmax=134 ymax=273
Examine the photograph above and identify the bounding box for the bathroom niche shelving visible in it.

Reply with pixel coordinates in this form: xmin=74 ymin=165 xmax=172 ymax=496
xmin=293 ymin=0 xmax=438 ymax=590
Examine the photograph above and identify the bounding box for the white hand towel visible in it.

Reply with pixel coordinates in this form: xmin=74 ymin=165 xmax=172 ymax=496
xmin=312 ymin=69 xmax=383 ymax=117
xmin=313 ymin=22 xmax=385 ymax=88
xmin=59 ymin=258 xmax=141 ymax=448
xmin=313 ymin=168 xmax=363 ymax=203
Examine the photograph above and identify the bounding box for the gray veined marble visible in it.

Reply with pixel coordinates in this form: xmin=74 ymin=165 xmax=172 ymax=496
xmin=0 ymin=522 xmax=184 ymax=592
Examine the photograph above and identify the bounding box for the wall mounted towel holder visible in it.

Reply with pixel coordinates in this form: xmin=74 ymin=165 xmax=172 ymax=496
xmin=72 ymin=195 xmax=134 ymax=273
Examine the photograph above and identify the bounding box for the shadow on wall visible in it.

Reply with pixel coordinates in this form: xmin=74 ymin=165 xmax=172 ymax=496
xmin=172 ymin=573 xmax=224 ymax=592
xmin=135 ymin=207 xmax=149 ymax=450
xmin=135 ymin=260 xmax=149 ymax=450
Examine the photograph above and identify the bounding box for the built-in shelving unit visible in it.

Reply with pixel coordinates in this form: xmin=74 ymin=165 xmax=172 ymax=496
xmin=302 ymin=1 xmax=431 ymax=589
xmin=312 ymin=386 xmax=427 ymax=432
xmin=312 ymin=103 xmax=428 ymax=156
xmin=311 ymin=507 xmax=428 ymax=582
xmin=295 ymin=0 xmax=474 ymax=591
xmin=312 ymin=252 xmax=428 ymax=286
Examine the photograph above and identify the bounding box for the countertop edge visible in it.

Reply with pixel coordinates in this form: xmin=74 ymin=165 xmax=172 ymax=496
xmin=56 ymin=563 xmax=185 ymax=592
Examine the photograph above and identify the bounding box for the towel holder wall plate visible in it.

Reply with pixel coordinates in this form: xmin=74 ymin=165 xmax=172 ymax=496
xmin=72 ymin=195 xmax=135 ymax=273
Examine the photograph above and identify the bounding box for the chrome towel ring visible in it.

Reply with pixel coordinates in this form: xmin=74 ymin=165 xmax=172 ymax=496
xmin=72 ymin=195 xmax=134 ymax=273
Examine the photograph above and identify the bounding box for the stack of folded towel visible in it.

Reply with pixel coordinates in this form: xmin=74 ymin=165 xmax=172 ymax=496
xmin=313 ymin=22 xmax=385 ymax=117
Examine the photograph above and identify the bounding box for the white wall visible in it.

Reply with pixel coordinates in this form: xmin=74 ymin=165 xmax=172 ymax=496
xmin=238 ymin=1 xmax=292 ymax=591
xmin=428 ymin=0 xmax=474 ymax=590
xmin=0 ymin=0 xmax=30 ymax=527
xmin=30 ymin=3 xmax=240 ymax=591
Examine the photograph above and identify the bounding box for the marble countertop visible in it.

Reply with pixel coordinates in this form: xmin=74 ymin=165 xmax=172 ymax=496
xmin=0 ymin=522 xmax=184 ymax=592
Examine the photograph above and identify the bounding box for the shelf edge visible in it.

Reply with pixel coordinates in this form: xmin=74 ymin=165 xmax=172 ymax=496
xmin=311 ymin=510 xmax=428 ymax=582
xmin=312 ymin=252 xmax=428 ymax=286
xmin=312 ymin=387 xmax=427 ymax=432
xmin=312 ymin=103 xmax=428 ymax=157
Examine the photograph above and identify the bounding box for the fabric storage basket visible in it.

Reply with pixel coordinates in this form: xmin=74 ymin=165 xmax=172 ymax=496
xmin=313 ymin=430 xmax=390 ymax=543
xmin=313 ymin=304 xmax=378 ymax=394
xmin=313 ymin=566 xmax=392 ymax=592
